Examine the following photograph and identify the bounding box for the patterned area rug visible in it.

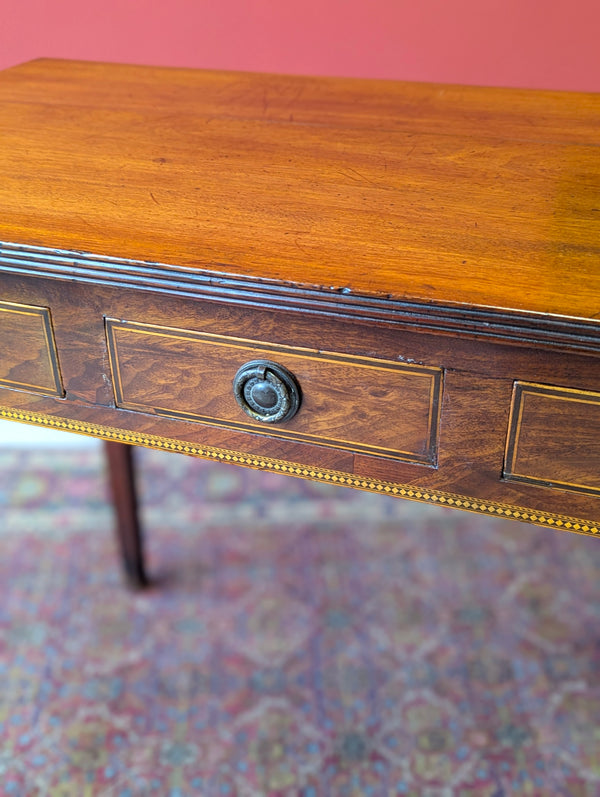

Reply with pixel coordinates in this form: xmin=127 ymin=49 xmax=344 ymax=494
xmin=0 ymin=446 xmax=599 ymax=796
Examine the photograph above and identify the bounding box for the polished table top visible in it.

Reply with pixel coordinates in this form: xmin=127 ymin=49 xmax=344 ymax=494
xmin=0 ymin=60 xmax=598 ymax=536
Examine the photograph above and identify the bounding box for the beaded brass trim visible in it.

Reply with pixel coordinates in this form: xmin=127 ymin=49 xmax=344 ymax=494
xmin=1 ymin=405 xmax=598 ymax=538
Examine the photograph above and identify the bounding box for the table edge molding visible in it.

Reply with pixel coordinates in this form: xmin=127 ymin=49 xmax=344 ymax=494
xmin=2 ymin=242 xmax=599 ymax=355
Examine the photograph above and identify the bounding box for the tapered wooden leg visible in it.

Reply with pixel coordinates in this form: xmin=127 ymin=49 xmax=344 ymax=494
xmin=104 ymin=441 xmax=149 ymax=588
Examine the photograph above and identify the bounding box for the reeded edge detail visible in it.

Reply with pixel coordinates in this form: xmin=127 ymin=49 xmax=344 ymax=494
xmin=1 ymin=405 xmax=597 ymax=538
xmin=2 ymin=241 xmax=600 ymax=354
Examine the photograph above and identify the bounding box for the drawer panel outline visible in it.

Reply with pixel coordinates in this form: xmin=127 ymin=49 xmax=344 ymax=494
xmin=106 ymin=318 xmax=443 ymax=466
xmin=504 ymin=382 xmax=600 ymax=497
xmin=0 ymin=300 xmax=64 ymax=397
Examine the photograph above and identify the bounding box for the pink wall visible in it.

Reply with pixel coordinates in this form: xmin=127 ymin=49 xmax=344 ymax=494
xmin=2 ymin=0 xmax=599 ymax=91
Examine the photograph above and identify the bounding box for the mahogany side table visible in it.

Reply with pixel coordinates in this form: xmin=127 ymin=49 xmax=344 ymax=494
xmin=0 ymin=60 xmax=598 ymax=585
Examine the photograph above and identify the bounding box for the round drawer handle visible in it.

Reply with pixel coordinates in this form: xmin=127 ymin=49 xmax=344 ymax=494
xmin=233 ymin=360 xmax=301 ymax=423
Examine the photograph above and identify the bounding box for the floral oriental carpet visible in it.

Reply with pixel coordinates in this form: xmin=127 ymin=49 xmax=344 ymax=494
xmin=0 ymin=446 xmax=599 ymax=796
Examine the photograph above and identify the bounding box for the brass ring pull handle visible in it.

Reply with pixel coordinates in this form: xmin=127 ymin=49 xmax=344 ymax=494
xmin=233 ymin=360 xmax=301 ymax=423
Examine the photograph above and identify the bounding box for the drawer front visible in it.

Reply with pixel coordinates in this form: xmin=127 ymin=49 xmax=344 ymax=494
xmin=504 ymin=382 xmax=600 ymax=496
xmin=0 ymin=300 xmax=63 ymax=396
xmin=106 ymin=319 xmax=443 ymax=465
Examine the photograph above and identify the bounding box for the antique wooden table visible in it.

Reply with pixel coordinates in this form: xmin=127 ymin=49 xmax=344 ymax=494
xmin=0 ymin=59 xmax=598 ymax=582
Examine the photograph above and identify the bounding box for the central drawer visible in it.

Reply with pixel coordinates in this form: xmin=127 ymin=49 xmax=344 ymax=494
xmin=106 ymin=318 xmax=443 ymax=466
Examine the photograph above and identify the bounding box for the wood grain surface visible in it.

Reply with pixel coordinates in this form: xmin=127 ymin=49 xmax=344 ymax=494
xmin=0 ymin=300 xmax=63 ymax=396
xmin=0 ymin=60 xmax=598 ymax=534
xmin=1 ymin=59 xmax=599 ymax=320
xmin=0 ymin=268 xmax=598 ymax=531
xmin=504 ymin=382 xmax=600 ymax=496
xmin=105 ymin=318 xmax=442 ymax=464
